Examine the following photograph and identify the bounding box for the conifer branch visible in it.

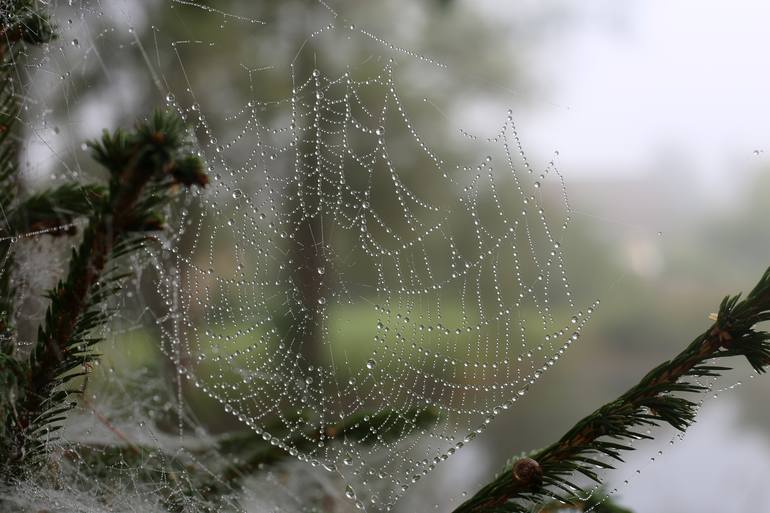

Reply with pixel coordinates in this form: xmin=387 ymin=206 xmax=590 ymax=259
xmin=452 ymin=267 xmax=770 ymax=513
xmin=11 ymin=183 xmax=106 ymax=235
xmin=0 ymin=4 xmax=57 ymax=462
xmin=0 ymin=110 xmax=207 ymax=472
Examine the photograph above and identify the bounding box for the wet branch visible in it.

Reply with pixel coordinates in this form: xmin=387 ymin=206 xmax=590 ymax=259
xmin=453 ymin=267 xmax=770 ymax=513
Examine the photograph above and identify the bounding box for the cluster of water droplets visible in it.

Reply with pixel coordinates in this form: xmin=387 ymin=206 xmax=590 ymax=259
xmin=147 ymin=25 xmax=601 ymax=506
xmin=3 ymin=1 xmax=606 ymax=510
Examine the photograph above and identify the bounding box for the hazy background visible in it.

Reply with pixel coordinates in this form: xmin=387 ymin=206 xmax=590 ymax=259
xmin=19 ymin=0 xmax=770 ymax=511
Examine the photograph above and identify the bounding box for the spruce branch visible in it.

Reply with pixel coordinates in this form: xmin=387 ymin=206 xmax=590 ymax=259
xmin=1 ymin=110 xmax=207 ymax=472
xmin=453 ymin=267 xmax=770 ymax=513
xmin=10 ymin=183 xmax=106 ymax=235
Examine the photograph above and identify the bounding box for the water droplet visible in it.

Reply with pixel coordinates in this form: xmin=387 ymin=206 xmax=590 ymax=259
xmin=317 ymin=267 xmax=326 ymax=275
xmin=366 ymin=359 xmax=376 ymax=369
xmin=232 ymin=189 xmax=242 ymax=199
xmin=71 ymin=38 xmax=79 ymax=47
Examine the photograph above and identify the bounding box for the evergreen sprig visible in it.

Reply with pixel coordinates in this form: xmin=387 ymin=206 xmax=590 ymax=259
xmin=11 ymin=183 xmax=106 ymax=234
xmin=452 ymin=267 xmax=770 ymax=513
xmin=0 ymin=110 xmax=207 ymax=472
xmin=0 ymin=0 xmax=59 ymax=460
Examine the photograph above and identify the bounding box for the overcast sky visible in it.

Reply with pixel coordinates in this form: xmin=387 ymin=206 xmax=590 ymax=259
xmin=479 ymin=0 xmax=770 ymax=193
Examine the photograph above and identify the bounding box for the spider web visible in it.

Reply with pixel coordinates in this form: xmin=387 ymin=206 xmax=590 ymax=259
xmin=5 ymin=0 xmax=598 ymax=511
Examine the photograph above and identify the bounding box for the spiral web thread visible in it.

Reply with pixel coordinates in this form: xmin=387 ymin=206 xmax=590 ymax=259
xmin=153 ymin=19 xmax=597 ymax=512
xmin=2 ymin=1 xmax=600 ymax=510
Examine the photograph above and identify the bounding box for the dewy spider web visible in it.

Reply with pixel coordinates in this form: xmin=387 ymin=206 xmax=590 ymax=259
xmin=9 ymin=0 xmax=597 ymax=510
xmin=152 ymin=10 xmax=596 ymax=511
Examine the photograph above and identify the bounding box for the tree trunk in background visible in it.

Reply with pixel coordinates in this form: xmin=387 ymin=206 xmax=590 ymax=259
xmin=288 ymin=209 xmax=325 ymax=366
xmin=285 ymin=44 xmax=327 ymax=368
